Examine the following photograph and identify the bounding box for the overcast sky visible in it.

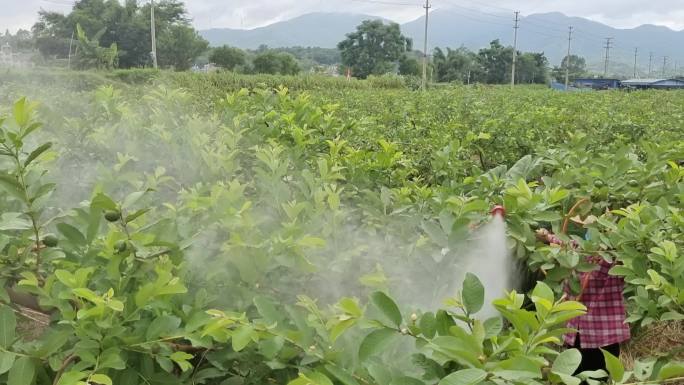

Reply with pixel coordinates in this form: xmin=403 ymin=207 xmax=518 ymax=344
xmin=3 ymin=0 xmax=684 ymax=33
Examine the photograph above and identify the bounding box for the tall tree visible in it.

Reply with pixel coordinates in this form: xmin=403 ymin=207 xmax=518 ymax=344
xmin=31 ymin=0 xmax=207 ymax=69
xmin=209 ymin=45 xmax=246 ymax=70
xmin=551 ymin=55 xmax=587 ymax=82
xmin=252 ymin=51 xmax=300 ymax=75
xmin=516 ymin=52 xmax=549 ymax=84
xmin=398 ymin=54 xmax=420 ymax=76
xmin=338 ymin=20 xmax=412 ymax=79
xmin=157 ymin=25 xmax=208 ymax=70
xmin=433 ymin=47 xmax=479 ymax=83
xmin=477 ymin=40 xmax=514 ymax=84
xmin=73 ymin=23 xmax=119 ymax=69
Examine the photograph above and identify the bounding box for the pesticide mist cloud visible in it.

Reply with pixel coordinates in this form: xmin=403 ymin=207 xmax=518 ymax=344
xmin=3 ymin=0 xmax=684 ymax=32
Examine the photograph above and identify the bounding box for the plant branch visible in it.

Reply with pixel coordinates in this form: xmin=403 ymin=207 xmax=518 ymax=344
xmin=52 ymin=354 xmax=77 ymax=385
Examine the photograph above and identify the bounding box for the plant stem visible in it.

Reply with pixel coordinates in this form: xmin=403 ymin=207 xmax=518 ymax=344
xmin=6 ymin=143 xmax=42 ymax=275
xmin=52 ymin=354 xmax=76 ymax=385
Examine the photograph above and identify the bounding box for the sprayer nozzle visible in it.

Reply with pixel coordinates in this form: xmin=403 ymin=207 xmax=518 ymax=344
xmin=491 ymin=205 xmax=506 ymax=218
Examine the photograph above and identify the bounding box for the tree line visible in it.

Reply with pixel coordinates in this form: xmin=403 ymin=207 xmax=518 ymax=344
xmin=32 ymin=0 xmax=207 ymax=70
xmin=337 ymin=19 xmax=584 ymax=84
xmin=6 ymin=4 xmax=588 ymax=82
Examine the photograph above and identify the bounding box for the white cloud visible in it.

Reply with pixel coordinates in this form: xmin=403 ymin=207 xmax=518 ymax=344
xmin=1 ymin=0 xmax=683 ymax=32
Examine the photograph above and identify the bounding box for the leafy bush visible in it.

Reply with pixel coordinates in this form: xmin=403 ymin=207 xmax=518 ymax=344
xmin=0 ymin=79 xmax=681 ymax=384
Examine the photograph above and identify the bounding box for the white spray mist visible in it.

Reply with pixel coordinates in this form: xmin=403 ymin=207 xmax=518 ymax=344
xmin=462 ymin=214 xmax=512 ymax=318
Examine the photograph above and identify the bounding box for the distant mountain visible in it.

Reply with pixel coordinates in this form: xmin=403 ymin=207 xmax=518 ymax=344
xmin=201 ymin=13 xmax=386 ymax=50
xmin=200 ymin=10 xmax=684 ymax=75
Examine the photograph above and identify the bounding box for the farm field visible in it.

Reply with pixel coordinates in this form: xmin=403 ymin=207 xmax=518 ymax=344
xmin=0 ymin=71 xmax=681 ymax=385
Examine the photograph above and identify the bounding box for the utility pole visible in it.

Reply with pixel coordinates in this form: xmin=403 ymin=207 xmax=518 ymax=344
xmin=662 ymin=56 xmax=668 ymax=77
xmin=648 ymin=52 xmax=653 ymax=76
xmin=421 ymin=0 xmax=430 ymax=91
xmin=510 ymin=11 xmax=520 ymax=89
xmin=633 ymin=47 xmax=638 ymax=78
xmin=67 ymin=30 xmax=74 ymax=70
xmin=564 ymin=26 xmax=573 ymax=90
xmin=150 ymin=0 xmax=158 ymax=69
xmin=603 ymin=37 xmax=613 ymax=77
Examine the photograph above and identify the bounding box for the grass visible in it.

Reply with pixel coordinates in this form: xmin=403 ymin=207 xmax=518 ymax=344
xmin=622 ymin=321 xmax=684 ymax=371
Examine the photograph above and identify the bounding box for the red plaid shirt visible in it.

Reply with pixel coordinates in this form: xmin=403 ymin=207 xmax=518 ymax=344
xmin=564 ymin=257 xmax=631 ymax=348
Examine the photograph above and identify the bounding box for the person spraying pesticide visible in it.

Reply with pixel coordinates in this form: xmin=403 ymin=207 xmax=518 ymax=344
xmin=536 ymin=214 xmax=630 ymax=375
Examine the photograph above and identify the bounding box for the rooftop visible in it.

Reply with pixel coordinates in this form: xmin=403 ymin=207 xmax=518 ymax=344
xmin=622 ymin=78 xmax=684 ymax=85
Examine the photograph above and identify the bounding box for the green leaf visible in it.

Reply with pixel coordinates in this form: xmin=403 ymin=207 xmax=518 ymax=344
xmin=0 ymin=175 xmax=25 ymax=202
xmin=439 ymin=368 xmax=487 ymax=385
xmin=8 ymin=356 xmax=35 ymax=385
xmin=391 ymin=376 xmax=425 ymax=385
xmin=532 ymin=281 xmax=555 ymax=303
xmin=325 ymin=364 xmax=360 ymax=385
xmin=358 ymin=328 xmax=397 ymax=362
xmin=34 ymin=330 xmax=70 ymax=358
xmin=419 ymin=312 xmax=437 ymax=339
xmin=306 ymin=372 xmax=334 ymax=385
xmin=552 ymin=349 xmax=582 ymax=375
xmin=169 ymin=351 xmax=194 ymax=372
xmin=660 ymin=312 xmax=684 ymax=321
xmin=0 ymin=306 xmax=17 ymax=348
xmin=289 ymin=373 xmax=334 ymax=385
xmin=0 ymin=213 xmax=32 ymax=231
xmin=657 ymin=362 xmax=684 ymax=380
xmin=231 ymin=324 xmax=255 ymax=352
xmin=462 ymin=273 xmax=485 ymax=315
xmin=145 ymin=315 xmax=181 ymax=340
xmin=122 ymin=190 xmax=148 ymax=210
xmin=72 ymin=288 xmax=103 ymax=305
xmin=98 ymin=347 xmax=125 ymax=370
xmin=330 ymin=319 xmax=355 ymax=343
xmin=483 ymin=317 xmax=503 ymax=338
xmin=124 ymin=208 xmax=151 ymax=224
xmin=337 ymin=297 xmax=363 ymax=318
xmin=370 ymin=291 xmax=402 ymax=327
xmin=57 ymin=223 xmax=87 ymax=246
xmin=56 ymin=371 xmax=88 ymax=385
xmin=91 ymin=193 xmax=118 ymax=211
xmin=633 ymin=359 xmax=655 ymax=381
xmin=24 ymin=142 xmax=52 ymax=167
xmin=533 ymin=211 xmax=563 ymax=222
xmin=254 ymin=296 xmax=283 ymax=325
xmin=13 ymin=98 xmax=33 ymax=128
xmin=601 ymin=349 xmax=625 ymax=382
xmin=553 ymin=373 xmax=581 ymax=385
xmin=422 ymin=221 xmax=448 ymax=248
xmin=0 ymin=351 xmax=15 ymax=374
xmin=89 ymin=374 xmax=113 ymax=385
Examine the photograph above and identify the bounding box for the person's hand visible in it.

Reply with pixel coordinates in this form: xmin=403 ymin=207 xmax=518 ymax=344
xmin=536 ymin=228 xmax=550 ymax=243
xmin=536 ymin=228 xmax=563 ymax=245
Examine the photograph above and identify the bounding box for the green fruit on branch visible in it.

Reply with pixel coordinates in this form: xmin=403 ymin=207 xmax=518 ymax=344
xmin=628 ymin=179 xmax=639 ymax=188
xmin=105 ymin=210 xmax=122 ymax=222
xmin=42 ymin=235 xmax=59 ymax=248
xmin=593 ymin=180 xmax=605 ymax=188
xmin=115 ymin=240 xmax=127 ymax=253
